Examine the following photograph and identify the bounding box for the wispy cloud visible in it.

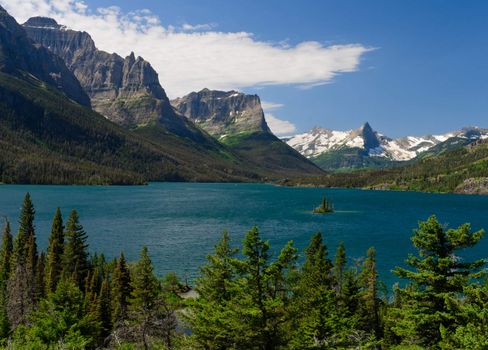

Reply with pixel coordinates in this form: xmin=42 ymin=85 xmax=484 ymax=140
xmin=3 ymin=0 xmax=373 ymax=98
xmin=181 ymin=23 xmax=216 ymax=31
xmin=261 ymin=101 xmax=285 ymax=111
xmin=266 ymin=114 xmax=297 ymax=136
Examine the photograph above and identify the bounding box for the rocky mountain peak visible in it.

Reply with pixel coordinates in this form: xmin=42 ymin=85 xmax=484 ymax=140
xmin=23 ymin=16 xmax=63 ymax=29
xmin=0 ymin=8 xmax=90 ymax=106
xmin=171 ymin=89 xmax=271 ymax=138
xmin=356 ymin=122 xmax=381 ymax=149
xmin=22 ymin=17 xmax=177 ymax=128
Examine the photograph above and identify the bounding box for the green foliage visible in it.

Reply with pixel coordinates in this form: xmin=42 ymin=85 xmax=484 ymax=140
xmin=62 ymin=210 xmax=89 ymax=290
xmin=1 ymin=194 xmax=486 ymax=349
xmin=11 ymin=279 xmax=97 ymax=349
xmin=0 ymin=220 xmax=12 ymax=338
xmin=312 ymin=195 xmax=334 ymax=214
xmin=387 ymin=215 xmax=486 ymax=347
xmin=45 ymin=208 xmax=64 ymax=293
xmin=283 ymin=139 xmax=488 ymax=194
xmin=112 ymin=253 xmax=132 ymax=325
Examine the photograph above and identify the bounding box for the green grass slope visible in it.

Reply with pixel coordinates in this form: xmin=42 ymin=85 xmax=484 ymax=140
xmin=311 ymin=147 xmax=397 ymax=172
xmin=221 ymin=132 xmax=324 ymax=179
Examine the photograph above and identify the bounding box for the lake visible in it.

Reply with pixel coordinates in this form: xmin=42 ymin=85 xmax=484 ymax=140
xmin=0 ymin=183 xmax=487 ymax=289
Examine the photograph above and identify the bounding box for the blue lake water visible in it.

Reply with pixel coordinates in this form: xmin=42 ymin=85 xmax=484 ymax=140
xmin=0 ymin=183 xmax=487 ymax=289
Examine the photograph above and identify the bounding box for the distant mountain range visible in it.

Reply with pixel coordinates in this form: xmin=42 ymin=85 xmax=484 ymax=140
xmin=285 ymin=122 xmax=488 ymax=170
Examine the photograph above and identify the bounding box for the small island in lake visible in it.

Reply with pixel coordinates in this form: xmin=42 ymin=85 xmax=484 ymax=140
xmin=313 ymin=195 xmax=334 ymax=214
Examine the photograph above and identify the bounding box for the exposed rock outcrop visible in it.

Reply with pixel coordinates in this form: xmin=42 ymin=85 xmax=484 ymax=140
xmin=23 ymin=17 xmax=184 ymax=131
xmin=0 ymin=9 xmax=90 ymax=106
xmin=455 ymin=177 xmax=488 ymax=195
xmin=171 ymin=89 xmax=271 ymax=138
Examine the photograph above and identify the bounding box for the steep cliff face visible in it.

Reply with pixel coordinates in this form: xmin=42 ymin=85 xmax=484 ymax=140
xmin=0 ymin=9 xmax=90 ymax=106
xmin=23 ymin=17 xmax=180 ymax=130
xmin=171 ymin=89 xmax=271 ymax=138
xmin=172 ymin=89 xmax=323 ymax=177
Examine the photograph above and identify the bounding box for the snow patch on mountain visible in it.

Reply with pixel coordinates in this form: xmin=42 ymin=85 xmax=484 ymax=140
xmin=286 ymin=124 xmax=488 ymax=161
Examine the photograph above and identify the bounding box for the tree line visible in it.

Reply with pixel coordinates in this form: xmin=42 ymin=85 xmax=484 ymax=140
xmin=0 ymin=193 xmax=486 ymax=349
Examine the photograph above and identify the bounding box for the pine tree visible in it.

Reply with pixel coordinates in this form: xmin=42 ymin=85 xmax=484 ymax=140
xmin=62 ymin=210 xmax=90 ymax=290
xmin=7 ymin=193 xmax=37 ymax=329
xmin=389 ymin=216 xmax=485 ymax=347
xmin=125 ymin=246 xmax=177 ymax=350
xmin=0 ymin=220 xmax=13 ymax=337
xmin=13 ymin=193 xmax=35 ymax=261
xmin=45 ymin=208 xmax=64 ymax=293
xmin=0 ymin=220 xmax=13 ymax=286
xmin=292 ymin=232 xmax=340 ymax=348
xmin=334 ymin=241 xmax=346 ymax=299
xmin=96 ymin=276 xmax=112 ymax=342
xmin=237 ymin=227 xmax=298 ymax=349
xmin=187 ymin=231 xmax=239 ymax=349
xmin=111 ymin=252 xmax=131 ymax=325
xmin=359 ymin=247 xmax=382 ymax=338
xmin=35 ymin=251 xmax=46 ymax=301
xmin=12 ymin=280 xmax=97 ymax=348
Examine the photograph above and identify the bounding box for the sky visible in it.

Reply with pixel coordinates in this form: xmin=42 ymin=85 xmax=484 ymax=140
xmin=4 ymin=0 xmax=488 ymax=137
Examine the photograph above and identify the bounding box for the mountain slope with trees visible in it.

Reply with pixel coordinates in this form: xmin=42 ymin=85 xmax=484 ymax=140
xmin=281 ymin=139 xmax=488 ymax=194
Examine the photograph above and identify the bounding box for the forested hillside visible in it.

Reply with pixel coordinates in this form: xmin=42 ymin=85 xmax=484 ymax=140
xmin=0 ymin=194 xmax=485 ymax=349
xmin=281 ymin=139 xmax=488 ymax=194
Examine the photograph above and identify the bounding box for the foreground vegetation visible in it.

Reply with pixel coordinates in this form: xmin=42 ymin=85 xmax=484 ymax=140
xmin=282 ymin=139 xmax=488 ymax=194
xmin=0 ymin=194 xmax=486 ymax=349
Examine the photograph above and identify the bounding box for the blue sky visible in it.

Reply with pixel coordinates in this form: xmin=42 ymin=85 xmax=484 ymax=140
xmin=8 ymin=0 xmax=488 ymax=137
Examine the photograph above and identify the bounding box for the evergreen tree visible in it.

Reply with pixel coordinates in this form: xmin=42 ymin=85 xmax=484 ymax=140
xmin=111 ymin=252 xmax=132 ymax=325
xmin=7 ymin=193 xmax=37 ymax=329
xmin=334 ymin=241 xmax=346 ymax=299
xmin=388 ymin=216 xmax=485 ymax=347
xmin=34 ymin=251 xmax=46 ymax=301
xmin=292 ymin=232 xmax=340 ymax=349
xmin=45 ymin=208 xmax=64 ymax=293
xmin=439 ymin=279 xmax=488 ymax=349
xmin=12 ymin=280 xmax=97 ymax=349
xmin=124 ymin=246 xmax=176 ymax=350
xmin=13 ymin=193 xmax=35 ymax=261
xmin=96 ymin=275 xmax=112 ymax=342
xmin=0 ymin=220 xmax=13 ymax=338
xmin=236 ymin=227 xmax=298 ymax=350
xmin=358 ymin=247 xmax=382 ymax=338
xmin=62 ymin=210 xmax=90 ymax=290
xmin=187 ymin=231 xmax=239 ymax=349
xmin=0 ymin=220 xmax=13 ymax=286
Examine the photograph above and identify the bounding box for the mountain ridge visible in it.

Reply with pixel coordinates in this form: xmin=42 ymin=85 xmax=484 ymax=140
xmin=285 ymin=122 xmax=488 ymax=170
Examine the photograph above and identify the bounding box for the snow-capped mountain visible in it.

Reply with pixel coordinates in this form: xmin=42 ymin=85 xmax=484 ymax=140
xmin=285 ymin=123 xmax=488 ymax=162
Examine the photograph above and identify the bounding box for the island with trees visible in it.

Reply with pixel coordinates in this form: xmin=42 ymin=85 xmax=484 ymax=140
xmin=313 ymin=194 xmax=335 ymax=214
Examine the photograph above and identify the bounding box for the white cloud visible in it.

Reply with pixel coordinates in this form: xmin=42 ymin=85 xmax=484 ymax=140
xmin=266 ymin=114 xmax=297 ymax=136
xmin=3 ymin=0 xmax=373 ymax=98
xmin=181 ymin=23 xmax=216 ymax=31
xmin=261 ymin=101 xmax=284 ymax=111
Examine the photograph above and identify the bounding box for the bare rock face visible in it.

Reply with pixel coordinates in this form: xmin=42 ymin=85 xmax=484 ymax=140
xmin=23 ymin=17 xmax=176 ymax=129
xmin=171 ymin=89 xmax=271 ymax=138
xmin=455 ymin=177 xmax=488 ymax=195
xmin=0 ymin=9 xmax=90 ymax=106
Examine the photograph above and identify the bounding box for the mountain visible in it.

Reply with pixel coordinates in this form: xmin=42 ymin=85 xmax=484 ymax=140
xmin=22 ymin=16 xmax=208 ymax=141
xmin=280 ymin=138 xmax=488 ymax=195
xmin=0 ymin=8 xmax=270 ymax=184
xmin=171 ymin=89 xmax=271 ymax=138
xmin=172 ymin=89 xmax=323 ymax=178
xmin=285 ymin=123 xmax=488 ymax=171
xmin=0 ymin=8 xmax=89 ymax=106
